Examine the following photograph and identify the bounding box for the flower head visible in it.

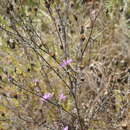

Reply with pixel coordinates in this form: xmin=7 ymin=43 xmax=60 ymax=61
xmin=8 ymin=76 xmax=13 ymax=82
xmin=41 ymin=93 xmax=53 ymax=102
xmin=33 ymin=79 xmax=39 ymax=83
xmin=60 ymin=59 xmax=72 ymax=67
xmin=63 ymin=126 xmax=68 ymax=130
xmin=59 ymin=93 xmax=67 ymax=101
xmin=33 ymin=79 xmax=40 ymax=85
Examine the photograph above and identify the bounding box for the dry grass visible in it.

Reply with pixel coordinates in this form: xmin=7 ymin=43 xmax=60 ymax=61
xmin=0 ymin=0 xmax=130 ymax=129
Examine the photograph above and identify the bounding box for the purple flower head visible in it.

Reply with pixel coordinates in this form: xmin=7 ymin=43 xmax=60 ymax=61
xmin=63 ymin=126 xmax=68 ymax=130
xmin=60 ymin=59 xmax=72 ymax=67
xmin=33 ymin=79 xmax=39 ymax=85
xmin=33 ymin=79 xmax=39 ymax=83
xmin=59 ymin=93 xmax=67 ymax=101
xmin=41 ymin=93 xmax=53 ymax=102
xmin=8 ymin=76 xmax=13 ymax=82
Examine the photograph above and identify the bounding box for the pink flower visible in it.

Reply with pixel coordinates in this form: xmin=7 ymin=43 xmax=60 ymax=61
xmin=59 ymin=93 xmax=67 ymax=101
xmin=63 ymin=126 xmax=68 ymax=130
xmin=60 ymin=59 xmax=72 ymax=67
xmin=41 ymin=93 xmax=53 ymax=102
xmin=33 ymin=79 xmax=39 ymax=83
